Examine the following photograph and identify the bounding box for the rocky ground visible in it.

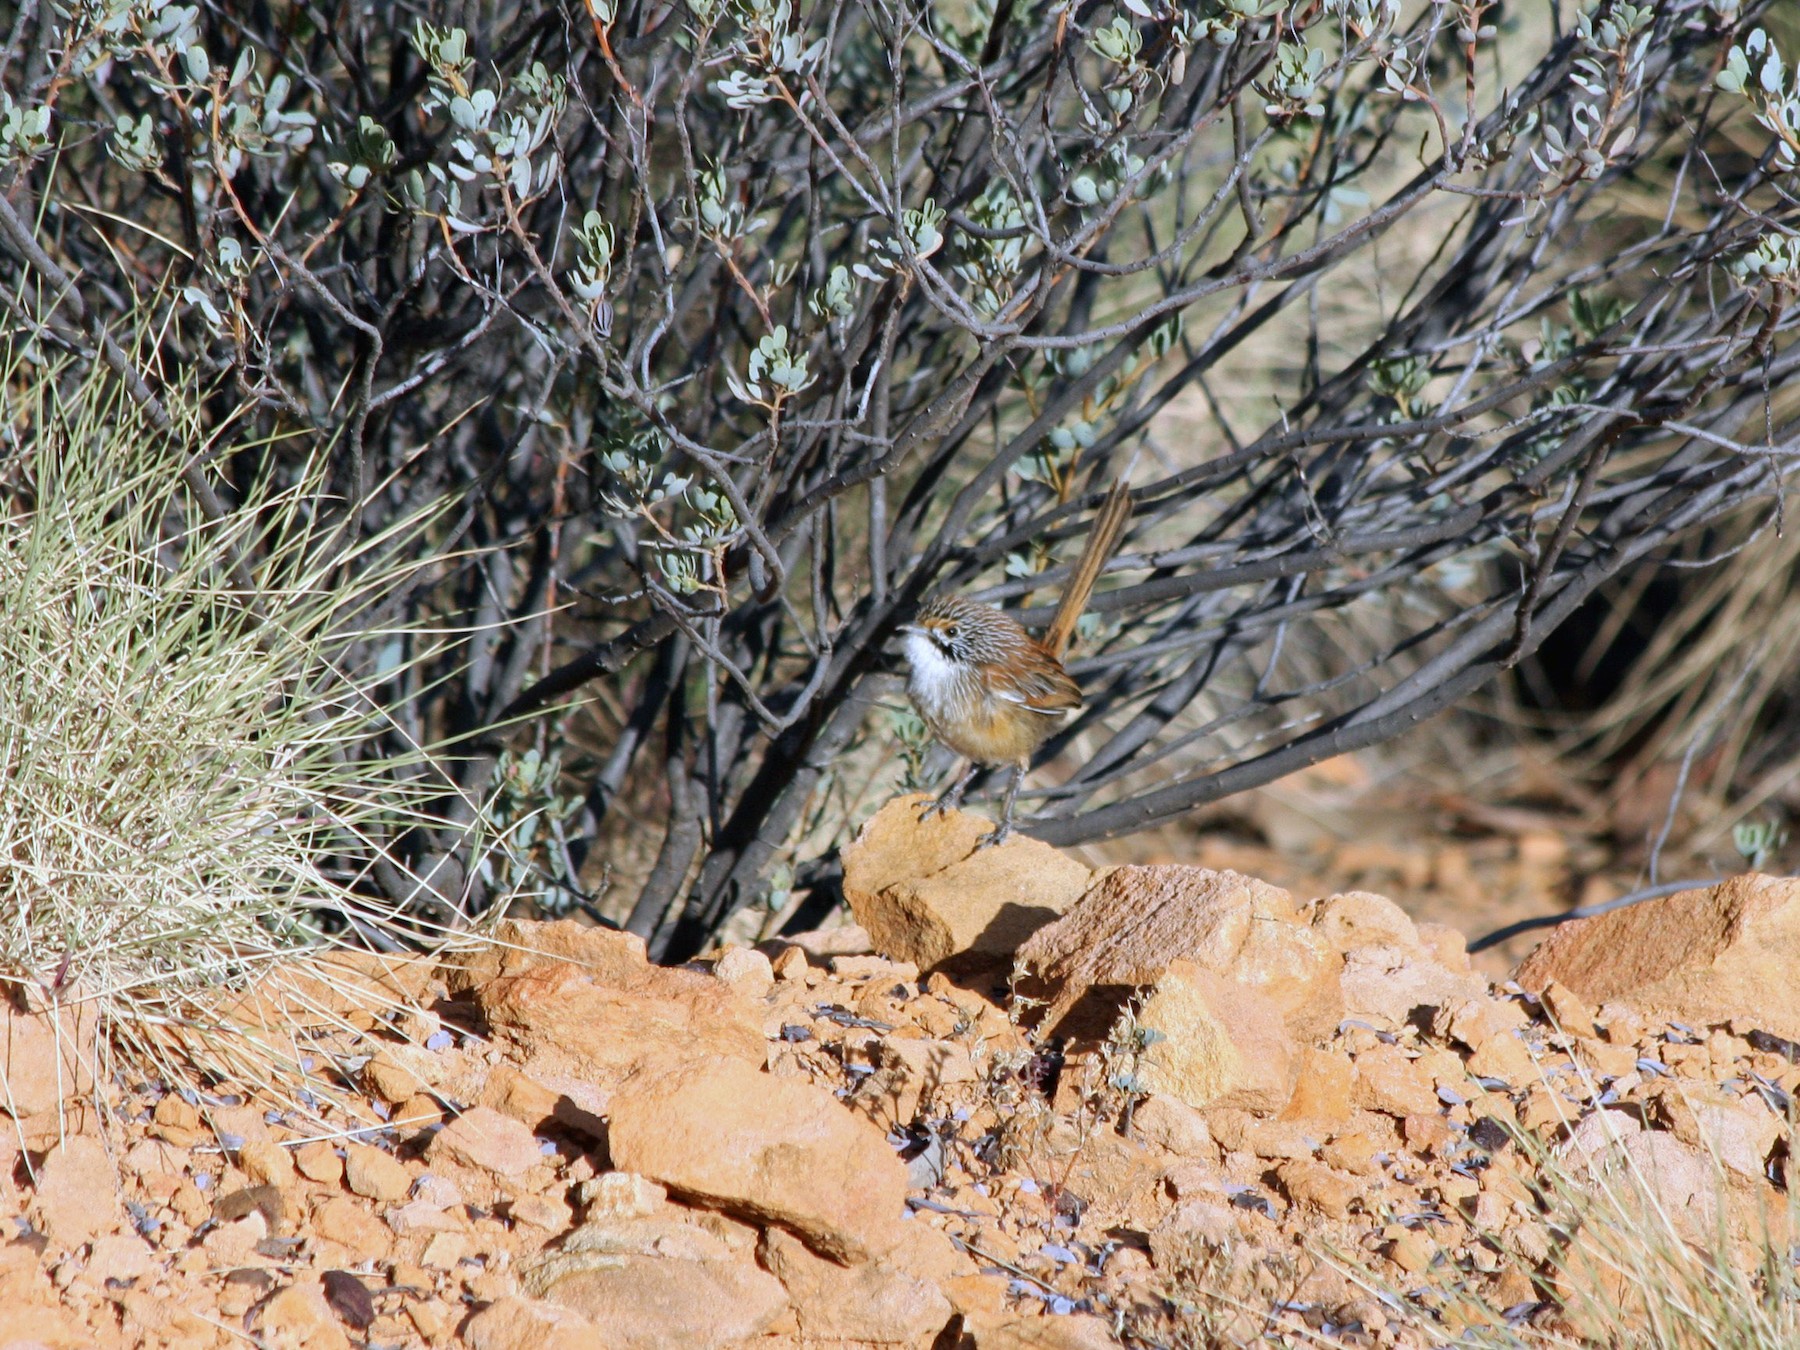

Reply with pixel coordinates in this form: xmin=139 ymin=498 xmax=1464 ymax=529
xmin=3 ymin=794 xmax=1799 ymax=1349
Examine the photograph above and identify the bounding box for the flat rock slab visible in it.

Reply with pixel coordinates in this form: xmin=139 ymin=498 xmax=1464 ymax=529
xmin=606 ymin=1054 xmax=908 ymax=1264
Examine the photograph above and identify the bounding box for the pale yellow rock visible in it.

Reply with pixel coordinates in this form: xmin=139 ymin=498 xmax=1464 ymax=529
xmin=578 ymin=1171 xmax=668 ymax=1220
xmin=843 ymin=796 xmax=1091 ymax=971
xmin=712 ymin=946 xmax=775 ymax=1000
xmin=1135 ymin=961 xmax=1297 ymax=1116
xmin=1018 ymin=865 xmax=1342 ymax=1039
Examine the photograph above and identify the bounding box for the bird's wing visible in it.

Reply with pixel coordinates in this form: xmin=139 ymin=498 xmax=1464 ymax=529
xmin=989 ymin=661 xmax=1082 ymax=713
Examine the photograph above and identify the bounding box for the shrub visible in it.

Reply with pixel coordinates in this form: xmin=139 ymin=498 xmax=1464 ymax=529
xmin=1 ymin=0 xmax=1797 ymax=956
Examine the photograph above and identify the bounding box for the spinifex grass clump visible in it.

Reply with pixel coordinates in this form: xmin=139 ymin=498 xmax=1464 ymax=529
xmin=0 ymin=349 xmax=455 ymax=1107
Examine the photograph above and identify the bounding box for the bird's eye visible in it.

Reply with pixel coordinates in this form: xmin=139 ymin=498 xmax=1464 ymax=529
xmin=943 ymin=624 xmax=958 ymax=639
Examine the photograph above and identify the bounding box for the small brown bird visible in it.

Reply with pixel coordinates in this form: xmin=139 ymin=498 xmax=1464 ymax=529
xmin=899 ymin=481 xmax=1131 ymax=846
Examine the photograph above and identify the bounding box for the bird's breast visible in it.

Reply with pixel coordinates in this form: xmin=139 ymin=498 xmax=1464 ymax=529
xmin=902 ymin=633 xmax=1067 ymax=764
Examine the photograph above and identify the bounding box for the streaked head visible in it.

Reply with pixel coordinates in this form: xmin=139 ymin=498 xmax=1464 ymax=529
xmin=900 ymin=592 xmax=1043 ymax=676
xmin=899 ymin=596 xmax=1014 ymax=725
xmin=898 ymin=594 xmax=989 ymax=666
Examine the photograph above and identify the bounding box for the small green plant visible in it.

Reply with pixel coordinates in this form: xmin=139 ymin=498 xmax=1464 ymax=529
xmin=890 ymin=707 xmax=934 ymax=794
xmin=1101 ymin=1004 xmax=1165 ymax=1136
xmin=480 ymin=744 xmax=591 ymax=915
xmin=1734 ymin=818 xmax=1788 ymax=870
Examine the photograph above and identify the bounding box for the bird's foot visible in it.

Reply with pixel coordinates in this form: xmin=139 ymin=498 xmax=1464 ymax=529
xmin=972 ymin=821 xmax=1014 ymax=851
xmin=918 ymin=788 xmax=964 ymax=822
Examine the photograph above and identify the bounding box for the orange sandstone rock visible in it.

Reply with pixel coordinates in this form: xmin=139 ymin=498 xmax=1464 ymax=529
xmin=1516 ymin=874 xmax=1800 ymax=1041
xmin=1018 ymin=866 xmax=1341 ymax=1041
xmin=605 ymin=1055 xmax=908 ymax=1263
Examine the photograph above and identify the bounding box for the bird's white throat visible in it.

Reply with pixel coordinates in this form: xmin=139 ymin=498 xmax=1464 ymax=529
xmin=902 ymin=629 xmax=967 ymax=720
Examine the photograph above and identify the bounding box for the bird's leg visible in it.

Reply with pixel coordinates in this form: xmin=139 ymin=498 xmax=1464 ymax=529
xmin=920 ymin=760 xmax=980 ymax=820
xmin=975 ymin=763 xmax=1026 ymax=850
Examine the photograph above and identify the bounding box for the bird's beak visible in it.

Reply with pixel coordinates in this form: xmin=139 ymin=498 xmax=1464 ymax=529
xmin=896 ymin=622 xmax=923 ymax=635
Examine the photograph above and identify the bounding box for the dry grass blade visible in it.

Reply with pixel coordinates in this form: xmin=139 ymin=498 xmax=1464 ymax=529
xmin=1288 ymin=1077 xmax=1800 ymax=1350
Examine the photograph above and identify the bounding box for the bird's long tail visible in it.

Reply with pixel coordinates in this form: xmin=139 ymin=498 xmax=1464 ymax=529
xmin=1041 ymin=479 xmax=1131 ymax=661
